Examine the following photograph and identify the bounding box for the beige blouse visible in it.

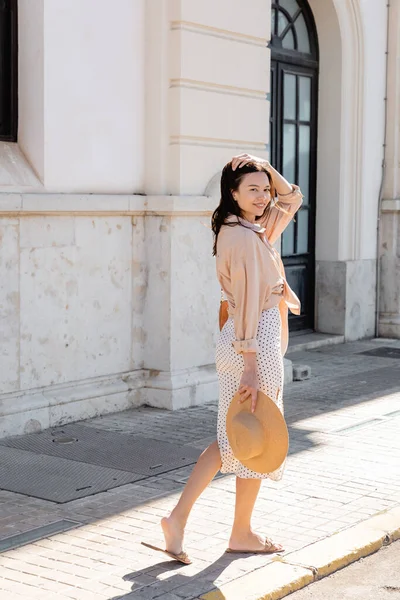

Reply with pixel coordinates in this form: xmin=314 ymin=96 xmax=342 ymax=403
xmin=216 ymin=185 xmax=303 ymax=356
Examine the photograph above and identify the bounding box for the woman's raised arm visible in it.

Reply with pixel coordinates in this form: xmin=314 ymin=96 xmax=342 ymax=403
xmin=231 ymin=154 xmax=303 ymax=245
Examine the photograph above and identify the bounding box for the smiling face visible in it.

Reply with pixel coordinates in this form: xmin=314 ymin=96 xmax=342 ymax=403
xmin=232 ymin=171 xmax=272 ymax=223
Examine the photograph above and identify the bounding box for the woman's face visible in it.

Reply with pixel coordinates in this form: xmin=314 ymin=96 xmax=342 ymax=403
xmin=232 ymin=171 xmax=271 ymax=223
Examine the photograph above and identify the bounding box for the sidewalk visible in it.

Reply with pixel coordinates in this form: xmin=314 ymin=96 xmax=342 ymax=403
xmin=0 ymin=338 xmax=399 ymax=599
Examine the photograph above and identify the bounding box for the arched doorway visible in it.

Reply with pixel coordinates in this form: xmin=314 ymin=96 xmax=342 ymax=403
xmin=270 ymin=0 xmax=319 ymax=332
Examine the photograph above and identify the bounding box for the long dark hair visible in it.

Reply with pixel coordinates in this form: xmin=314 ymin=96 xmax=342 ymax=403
xmin=211 ymin=161 xmax=275 ymax=256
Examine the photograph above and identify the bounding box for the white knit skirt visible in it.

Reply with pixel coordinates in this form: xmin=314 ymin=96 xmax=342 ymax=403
xmin=215 ymin=306 xmax=285 ymax=480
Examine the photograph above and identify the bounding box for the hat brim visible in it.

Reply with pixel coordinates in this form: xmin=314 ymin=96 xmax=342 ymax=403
xmin=226 ymin=391 xmax=289 ymax=474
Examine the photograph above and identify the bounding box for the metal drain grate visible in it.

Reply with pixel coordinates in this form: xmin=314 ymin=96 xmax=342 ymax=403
xmin=0 ymin=520 xmax=80 ymax=553
xmin=0 ymin=425 xmax=202 ymax=502
xmin=358 ymin=346 xmax=400 ymax=359
xmin=0 ymin=424 xmax=202 ymax=475
xmin=0 ymin=445 xmax=143 ymax=503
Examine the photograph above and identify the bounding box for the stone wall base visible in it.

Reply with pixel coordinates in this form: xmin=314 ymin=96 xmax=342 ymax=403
xmin=0 ymin=370 xmax=144 ymax=440
xmin=315 ymin=259 xmax=376 ymax=341
xmin=0 ymin=359 xmax=295 ymax=440
xmin=379 ymin=314 xmax=400 ymax=338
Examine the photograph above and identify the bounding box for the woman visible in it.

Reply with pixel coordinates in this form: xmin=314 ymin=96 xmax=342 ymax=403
xmin=144 ymin=153 xmax=302 ymax=565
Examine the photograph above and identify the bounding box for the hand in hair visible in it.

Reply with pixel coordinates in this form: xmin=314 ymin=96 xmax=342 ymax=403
xmin=231 ymin=153 xmax=271 ymax=172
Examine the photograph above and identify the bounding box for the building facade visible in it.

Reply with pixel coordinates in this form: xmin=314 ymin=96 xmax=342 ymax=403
xmin=0 ymin=0 xmax=399 ymax=438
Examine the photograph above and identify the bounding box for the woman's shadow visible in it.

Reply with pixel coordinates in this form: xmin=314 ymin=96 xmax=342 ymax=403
xmin=108 ymin=550 xmax=258 ymax=599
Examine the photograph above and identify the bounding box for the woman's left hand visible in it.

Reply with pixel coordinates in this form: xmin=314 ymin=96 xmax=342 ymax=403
xmin=231 ymin=153 xmax=270 ymax=171
xmin=238 ymin=368 xmax=258 ymax=413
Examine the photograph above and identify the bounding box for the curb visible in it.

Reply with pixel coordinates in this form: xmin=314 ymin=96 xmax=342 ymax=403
xmin=200 ymin=505 xmax=400 ymax=600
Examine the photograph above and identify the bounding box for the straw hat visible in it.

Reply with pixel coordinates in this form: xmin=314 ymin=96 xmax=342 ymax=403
xmin=226 ymin=391 xmax=289 ymax=474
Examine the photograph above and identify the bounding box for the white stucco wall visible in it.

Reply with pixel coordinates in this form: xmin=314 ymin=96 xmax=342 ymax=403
xmin=311 ymin=0 xmax=386 ymax=263
xmin=147 ymin=0 xmax=271 ymax=197
xmin=1 ymin=0 xmax=395 ymax=440
xmin=358 ymin=0 xmax=387 ymax=261
xmin=18 ymin=0 xmax=145 ymax=193
xmin=308 ymin=0 xmax=341 ymax=262
xmin=18 ymin=0 xmax=45 ymax=182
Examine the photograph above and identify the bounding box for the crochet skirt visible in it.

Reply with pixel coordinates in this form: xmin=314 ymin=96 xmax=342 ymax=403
xmin=215 ymin=305 xmax=285 ymax=480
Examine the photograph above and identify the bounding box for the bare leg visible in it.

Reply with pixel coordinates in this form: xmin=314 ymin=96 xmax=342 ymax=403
xmin=228 ymin=477 xmax=283 ymax=552
xmin=161 ymin=440 xmax=221 ymax=554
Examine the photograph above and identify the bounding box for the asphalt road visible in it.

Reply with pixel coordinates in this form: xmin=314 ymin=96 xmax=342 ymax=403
xmin=288 ymin=541 xmax=400 ymax=600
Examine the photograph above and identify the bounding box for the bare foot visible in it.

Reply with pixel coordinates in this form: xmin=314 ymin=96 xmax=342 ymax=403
xmin=228 ymin=529 xmax=284 ymax=553
xmin=161 ymin=515 xmax=185 ymax=555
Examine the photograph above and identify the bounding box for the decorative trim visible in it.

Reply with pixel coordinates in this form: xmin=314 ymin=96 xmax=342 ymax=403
xmin=170 ymin=134 xmax=269 ymax=151
xmin=145 ymin=364 xmax=217 ymax=391
xmin=0 ymin=365 xmax=220 ymax=436
xmin=0 ymin=193 xmax=216 ymax=216
xmin=379 ymin=313 xmax=400 ymax=324
xmin=170 ymin=20 xmax=267 ymax=48
xmin=143 ymin=364 xmax=218 ymax=410
xmin=0 ymin=370 xmax=145 ymax=417
xmin=0 ymin=370 xmax=145 ymax=439
xmin=170 ymin=78 xmax=268 ymax=100
xmin=350 ymin=0 xmax=365 ymax=260
xmin=333 ymin=0 xmax=365 ymax=260
xmin=381 ymin=199 xmax=400 ymax=212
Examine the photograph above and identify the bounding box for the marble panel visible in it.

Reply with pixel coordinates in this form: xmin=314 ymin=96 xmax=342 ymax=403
xmin=170 ymin=215 xmax=220 ymax=371
xmin=315 ymin=261 xmax=346 ymax=335
xmin=346 ymin=259 xmax=376 ymax=341
xmin=0 ymin=407 xmax=50 ymax=439
xmin=379 ymin=210 xmax=400 ymax=313
xmin=379 ymin=210 xmax=400 ymax=338
xmin=20 ymin=216 xmax=132 ymax=389
xmin=143 ymin=216 xmax=172 ymax=371
xmin=131 ymin=216 xmax=146 ymax=370
xmin=316 ymin=259 xmax=377 ymax=341
xmin=0 ymin=219 xmax=20 ymax=392
xmin=144 ymin=364 xmax=218 ymax=410
xmin=20 ymin=216 xmax=75 ymax=248
xmin=49 ymin=392 xmax=131 ymax=428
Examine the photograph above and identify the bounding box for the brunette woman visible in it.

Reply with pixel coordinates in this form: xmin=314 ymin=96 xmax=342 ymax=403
xmin=143 ymin=153 xmax=302 ymax=564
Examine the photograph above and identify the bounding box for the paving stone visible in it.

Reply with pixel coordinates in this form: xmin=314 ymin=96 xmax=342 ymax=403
xmin=0 ymin=340 xmax=399 ymax=598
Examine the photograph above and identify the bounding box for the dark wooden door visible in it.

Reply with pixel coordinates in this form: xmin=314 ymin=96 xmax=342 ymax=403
xmin=270 ymin=0 xmax=319 ymax=332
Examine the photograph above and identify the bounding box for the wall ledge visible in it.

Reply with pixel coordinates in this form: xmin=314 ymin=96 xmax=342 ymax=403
xmin=0 ymin=193 xmax=216 ymax=216
xmin=381 ymin=199 xmax=400 ymax=212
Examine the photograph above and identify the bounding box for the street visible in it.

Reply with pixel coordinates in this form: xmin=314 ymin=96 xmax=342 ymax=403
xmin=289 ymin=541 xmax=400 ymax=600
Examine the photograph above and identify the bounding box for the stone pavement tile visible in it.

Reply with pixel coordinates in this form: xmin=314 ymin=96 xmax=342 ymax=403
xmin=314 ymin=522 xmax=346 ymax=535
xmin=1 ymin=555 xmax=61 ymax=581
xmin=172 ymin=580 xmax=216 ymax=598
xmin=123 ymin=579 xmax=184 ymax=599
xmin=0 ymin=576 xmax=44 ymax=598
xmin=0 ymin=341 xmax=399 ymax=598
xmin=98 ymin=574 xmax=140 ymax=593
xmin=1 ymin=565 xmax=48 ymax=588
xmin=25 ymin=575 xmax=75 ymax=595
xmin=59 ymin=587 xmax=111 ymax=600
xmin=152 ymin=594 xmax=188 ymax=600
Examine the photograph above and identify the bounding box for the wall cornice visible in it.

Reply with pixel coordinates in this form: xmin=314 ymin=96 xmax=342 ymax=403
xmin=170 ymin=20 xmax=267 ymax=47
xmin=0 ymin=193 xmax=216 ymax=217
